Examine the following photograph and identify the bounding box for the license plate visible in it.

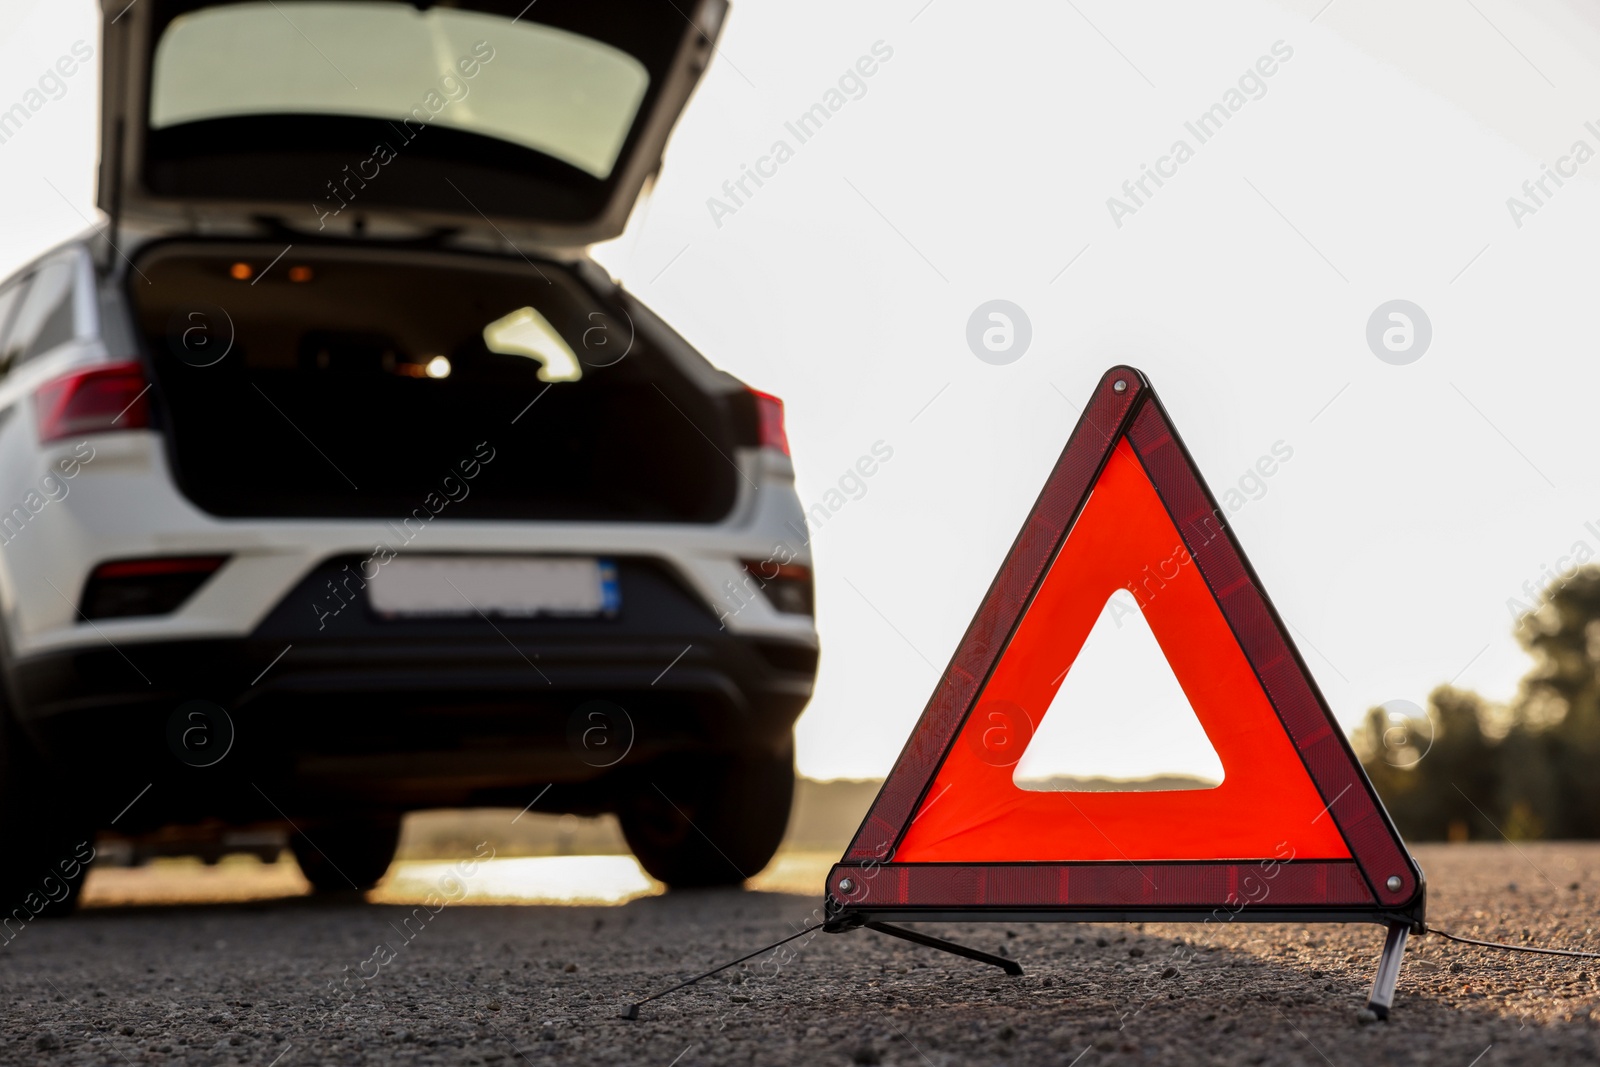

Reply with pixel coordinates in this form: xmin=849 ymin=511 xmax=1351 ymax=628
xmin=368 ymin=557 xmax=619 ymax=619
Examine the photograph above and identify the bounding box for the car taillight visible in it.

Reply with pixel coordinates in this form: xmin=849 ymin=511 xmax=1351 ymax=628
xmin=749 ymin=388 xmax=790 ymax=456
xmin=742 ymin=559 xmax=813 ymax=615
xmin=35 ymin=361 xmax=150 ymax=443
xmin=80 ymin=556 xmax=229 ymax=620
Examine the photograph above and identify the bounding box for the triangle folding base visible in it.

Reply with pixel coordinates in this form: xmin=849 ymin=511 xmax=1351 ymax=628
xmin=825 ymin=367 xmax=1425 ymax=1019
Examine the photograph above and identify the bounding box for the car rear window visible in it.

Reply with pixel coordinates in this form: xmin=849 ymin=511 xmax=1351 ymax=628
xmin=0 ymin=277 xmax=29 ymax=373
xmin=6 ymin=260 xmax=77 ymax=367
xmin=148 ymin=1 xmax=650 ymax=179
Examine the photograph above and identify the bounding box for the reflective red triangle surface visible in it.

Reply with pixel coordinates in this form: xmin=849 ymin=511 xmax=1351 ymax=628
xmin=828 ymin=368 xmax=1423 ymax=918
xmin=897 ymin=436 xmax=1349 ymax=863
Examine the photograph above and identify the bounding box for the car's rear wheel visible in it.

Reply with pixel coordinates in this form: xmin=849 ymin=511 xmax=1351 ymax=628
xmin=290 ymin=816 xmax=401 ymax=893
xmin=0 ymin=716 xmax=94 ymax=917
xmin=619 ymin=740 xmax=794 ymax=889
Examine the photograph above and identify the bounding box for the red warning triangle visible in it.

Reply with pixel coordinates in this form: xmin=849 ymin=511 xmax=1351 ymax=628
xmin=829 ymin=367 xmax=1423 ymax=922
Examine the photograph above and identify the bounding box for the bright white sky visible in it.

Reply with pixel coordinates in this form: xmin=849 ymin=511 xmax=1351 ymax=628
xmin=4 ymin=0 xmax=1598 ymax=781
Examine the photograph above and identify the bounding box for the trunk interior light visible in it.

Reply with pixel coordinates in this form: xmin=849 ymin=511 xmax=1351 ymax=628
xmin=389 ymin=356 xmax=451 ymax=379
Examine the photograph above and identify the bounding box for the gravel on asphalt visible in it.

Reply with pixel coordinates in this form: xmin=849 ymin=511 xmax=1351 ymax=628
xmin=2 ymin=842 xmax=1598 ymax=1065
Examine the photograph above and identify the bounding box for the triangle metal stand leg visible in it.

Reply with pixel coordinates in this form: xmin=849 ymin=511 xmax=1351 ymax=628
xmin=1366 ymin=921 xmax=1409 ymax=1020
xmin=863 ymin=921 xmax=1024 ymax=976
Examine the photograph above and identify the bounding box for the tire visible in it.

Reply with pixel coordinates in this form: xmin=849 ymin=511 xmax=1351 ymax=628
xmin=0 ymin=716 xmax=93 ymax=917
xmin=290 ymin=816 xmax=401 ymax=893
xmin=619 ymin=740 xmax=794 ymax=889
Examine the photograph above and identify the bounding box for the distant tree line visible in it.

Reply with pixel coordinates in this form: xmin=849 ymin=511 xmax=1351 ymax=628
xmin=1356 ymin=568 xmax=1600 ymax=840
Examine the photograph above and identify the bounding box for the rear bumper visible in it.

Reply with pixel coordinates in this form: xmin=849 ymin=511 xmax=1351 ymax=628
xmin=3 ymin=431 xmax=815 ymax=662
xmin=8 ymin=557 xmax=815 ymax=829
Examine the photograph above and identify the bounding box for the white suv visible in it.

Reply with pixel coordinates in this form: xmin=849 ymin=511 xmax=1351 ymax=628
xmin=0 ymin=0 xmax=817 ymax=907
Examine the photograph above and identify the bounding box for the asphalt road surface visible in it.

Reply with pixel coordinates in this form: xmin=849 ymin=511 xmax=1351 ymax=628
xmin=3 ymin=842 xmax=1599 ymax=1066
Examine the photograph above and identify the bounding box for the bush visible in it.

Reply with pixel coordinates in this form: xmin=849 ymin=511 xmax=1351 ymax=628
xmin=1358 ymin=567 xmax=1600 ymax=840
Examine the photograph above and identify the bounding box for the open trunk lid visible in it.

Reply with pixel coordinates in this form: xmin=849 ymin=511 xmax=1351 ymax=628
xmin=98 ymin=0 xmax=725 ymax=246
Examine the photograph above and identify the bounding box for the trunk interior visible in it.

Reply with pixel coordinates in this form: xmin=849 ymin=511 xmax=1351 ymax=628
xmin=128 ymin=242 xmax=744 ymax=522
